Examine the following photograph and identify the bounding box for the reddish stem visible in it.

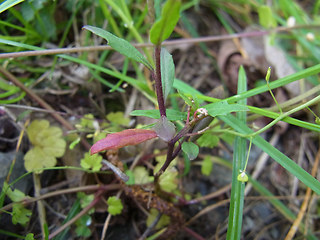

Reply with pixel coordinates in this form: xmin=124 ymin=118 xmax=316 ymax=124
xmin=154 ymin=46 xmax=166 ymax=117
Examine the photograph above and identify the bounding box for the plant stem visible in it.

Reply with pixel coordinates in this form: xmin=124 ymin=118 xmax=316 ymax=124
xmin=153 ymin=46 xmax=166 ymax=117
xmin=48 ymin=190 xmax=104 ymax=239
xmin=33 ymin=173 xmax=47 ymax=239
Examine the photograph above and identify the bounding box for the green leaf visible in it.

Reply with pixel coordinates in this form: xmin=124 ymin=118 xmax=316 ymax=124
xmin=24 ymin=120 xmax=67 ymax=173
xmin=80 ymin=152 xmax=102 ymax=172
xmin=132 ymin=166 xmax=153 ymax=184
xmin=160 ymin=48 xmax=175 ymax=102
xmin=178 ymin=90 xmax=200 ymax=110
xmin=146 ymin=208 xmax=170 ymax=230
xmin=75 ymin=215 xmax=92 ymax=237
xmin=197 ymin=132 xmax=219 ymax=148
xmin=201 ymin=156 xmax=213 ymax=176
xmin=77 ymin=192 xmax=95 ymax=215
xmin=106 ymin=111 xmax=130 ymax=126
xmin=80 ymin=114 xmax=95 ymax=128
xmin=204 ymin=101 xmax=248 ymax=117
xmin=12 ymin=203 xmax=32 ymax=226
xmin=226 ymin=66 xmax=247 ymax=240
xmin=153 ymin=152 xmax=178 ymax=192
xmin=181 ymin=142 xmax=199 ymax=160
xmin=24 ymin=147 xmax=57 ymax=173
xmin=130 ymin=109 xmax=187 ymax=121
xmin=4 ymin=182 xmax=26 ymax=202
xmin=25 ymin=233 xmax=35 ymax=240
xmin=83 ymin=25 xmax=153 ymax=70
xmin=158 ymin=167 xmax=178 ymax=192
xmin=107 ymin=196 xmax=123 ymax=216
xmin=150 ymin=0 xmax=181 ymax=44
xmin=258 ymin=5 xmax=277 ymax=28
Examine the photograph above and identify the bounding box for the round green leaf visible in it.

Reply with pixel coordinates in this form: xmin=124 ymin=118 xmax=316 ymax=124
xmin=107 ymin=196 xmax=123 ymax=216
xmin=24 ymin=147 xmax=57 ymax=173
xmin=181 ymin=142 xmax=199 ymax=160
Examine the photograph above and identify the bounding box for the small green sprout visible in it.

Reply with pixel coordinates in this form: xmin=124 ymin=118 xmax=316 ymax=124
xmin=80 ymin=152 xmax=102 ymax=172
xmin=201 ymin=156 xmax=213 ymax=176
xmin=107 ymin=196 xmax=123 ymax=216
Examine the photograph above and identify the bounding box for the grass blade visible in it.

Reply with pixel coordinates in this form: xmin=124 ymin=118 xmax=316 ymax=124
xmin=226 ymin=66 xmax=247 ymax=240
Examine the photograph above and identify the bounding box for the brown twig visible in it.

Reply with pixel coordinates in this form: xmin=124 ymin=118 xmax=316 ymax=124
xmin=48 ymin=190 xmax=105 ymax=239
xmin=284 ymin=149 xmax=320 ymax=240
xmin=1 ymin=25 xmax=319 ymax=59
xmin=0 ymin=184 xmax=121 ymax=213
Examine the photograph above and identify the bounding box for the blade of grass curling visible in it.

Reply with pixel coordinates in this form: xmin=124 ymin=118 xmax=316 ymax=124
xmin=226 ymin=66 xmax=247 ymax=240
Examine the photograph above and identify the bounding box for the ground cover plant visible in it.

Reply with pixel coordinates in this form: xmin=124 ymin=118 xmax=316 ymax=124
xmin=0 ymin=0 xmax=320 ymax=239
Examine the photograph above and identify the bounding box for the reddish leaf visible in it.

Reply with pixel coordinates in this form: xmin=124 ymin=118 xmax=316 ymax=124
xmin=90 ymin=129 xmax=157 ymax=154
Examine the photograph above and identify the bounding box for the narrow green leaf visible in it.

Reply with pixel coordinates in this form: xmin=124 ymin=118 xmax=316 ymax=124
xmin=181 ymin=142 xmax=199 ymax=160
xmin=258 ymin=5 xmax=277 ymax=28
xmin=226 ymin=65 xmax=247 ymax=240
xmin=0 ymin=0 xmax=24 ymax=14
xmin=83 ymin=25 xmax=153 ymax=70
xmin=150 ymin=0 xmax=181 ymax=44
xmin=160 ymin=48 xmax=175 ymax=102
xmin=204 ymin=101 xmax=248 ymax=117
xmin=220 ymin=113 xmax=320 ymax=195
xmin=130 ymin=109 xmax=187 ymax=121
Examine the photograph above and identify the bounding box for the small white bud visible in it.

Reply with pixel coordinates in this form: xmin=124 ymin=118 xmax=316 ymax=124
xmin=306 ymin=32 xmax=315 ymax=42
xmin=287 ymin=16 xmax=296 ymax=27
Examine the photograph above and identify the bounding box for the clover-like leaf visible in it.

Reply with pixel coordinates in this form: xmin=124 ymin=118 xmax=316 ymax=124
xmin=80 ymin=114 xmax=95 ymax=128
xmin=12 ymin=203 xmax=32 ymax=226
xmin=75 ymin=215 xmax=92 ymax=237
xmin=25 ymin=233 xmax=35 ymax=240
xmin=106 ymin=111 xmax=130 ymax=126
xmin=107 ymin=196 xmax=123 ymax=216
xmin=90 ymin=129 xmax=157 ymax=154
xmin=80 ymin=152 xmax=102 ymax=172
xmin=24 ymin=120 xmax=66 ymax=173
xmin=24 ymin=147 xmax=57 ymax=173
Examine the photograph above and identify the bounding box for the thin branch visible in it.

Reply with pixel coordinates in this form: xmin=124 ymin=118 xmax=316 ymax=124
xmin=1 ymin=24 xmax=319 ymax=59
